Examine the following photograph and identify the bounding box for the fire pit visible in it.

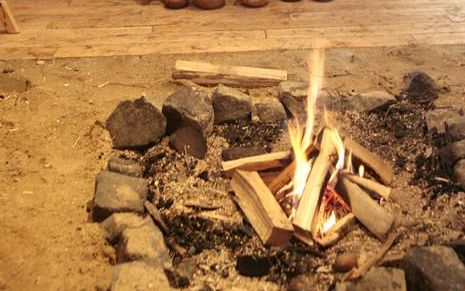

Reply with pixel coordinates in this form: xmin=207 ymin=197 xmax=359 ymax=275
xmin=91 ymin=49 xmax=465 ymax=290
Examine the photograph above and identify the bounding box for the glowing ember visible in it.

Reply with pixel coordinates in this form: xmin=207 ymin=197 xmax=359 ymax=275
xmin=321 ymin=211 xmax=337 ymax=234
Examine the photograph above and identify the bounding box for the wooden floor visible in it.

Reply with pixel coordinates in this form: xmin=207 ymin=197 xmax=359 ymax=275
xmin=1 ymin=0 xmax=465 ymax=60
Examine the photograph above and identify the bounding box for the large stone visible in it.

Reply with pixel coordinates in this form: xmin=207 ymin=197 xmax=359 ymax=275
xmin=93 ymin=171 xmax=148 ymax=222
xmin=111 ymin=261 xmax=172 ymax=291
xmin=345 ymin=91 xmax=397 ymax=112
xmin=453 ymin=159 xmax=465 ymax=188
xmin=169 ymin=127 xmax=207 ymax=159
xmin=439 ymin=139 xmax=465 ymax=168
xmin=446 ymin=116 xmax=465 ymax=141
xmin=212 ymin=84 xmax=252 ymax=124
xmin=425 ymin=108 xmax=463 ymax=134
xmin=253 ymin=97 xmax=287 ymax=124
xmin=333 ymin=253 xmax=358 ymax=273
xmin=107 ymin=156 xmax=143 ymax=177
xmin=402 ymin=71 xmax=439 ymax=104
xmin=117 ymin=223 xmax=169 ymax=263
xmin=162 ymin=86 xmax=214 ymax=134
xmin=400 ymin=245 xmax=465 ymax=291
xmin=106 ymin=97 xmax=166 ymax=149
xmin=100 ymin=212 xmax=150 ymax=243
xmin=278 ymin=81 xmax=307 ymax=117
xmin=336 ymin=267 xmax=406 ymax=291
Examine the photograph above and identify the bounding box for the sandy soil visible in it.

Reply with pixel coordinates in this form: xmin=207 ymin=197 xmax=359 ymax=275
xmin=1 ymin=44 xmax=465 ymax=290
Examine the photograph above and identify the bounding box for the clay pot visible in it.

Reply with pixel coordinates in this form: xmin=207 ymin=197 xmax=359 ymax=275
xmin=193 ymin=0 xmax=225 ymax=9
xmin=164 ymin=0 xmax=188 ymax=9
xmin=242 ymin=0 xmax=268 ymax=7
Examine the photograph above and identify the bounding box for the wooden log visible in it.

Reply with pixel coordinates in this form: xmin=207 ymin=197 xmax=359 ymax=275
xmin=172 ymin=60 xmax=288 ymax=88
xmin=337 ymin=175 xmax=394 ymax=241
xmin=294 ymin=128 xmax=336 ymax=235
xmin=222 ymin=151 xmax=290 ymax=177
xmin=343 ymin=173 xmax=391 ymax=200
xmin=0 ymin=1 xmax=19 ymax=34
xmin=343 ymin=137 xmax=393 ymax=185
xmin=315 ymin=213 xmax=356 ymax=247
xmin=231 ymin=170 xmax=294 ymax=246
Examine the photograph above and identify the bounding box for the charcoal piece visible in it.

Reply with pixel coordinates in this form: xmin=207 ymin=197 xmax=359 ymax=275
xmin=236 ymin=255 xmax=271 ymax=277
xmin=106 ymin=97 xmax=166 ymax=149
xmin=169 ymin=127 xmax=207 ymax=159
xmin=336 ymin=267 xmax=406 ymax=291
xmin=221 ymin=147 xmax=267 ymax=161
xmin=92 ymin=171 xmax=148 ymax=222
xmin=400 ymin=246 xmax=465 ymax=291
xmin=111 ymin=261 xmax=171 ymax=291
xmin=402 ymin=71 xmax=438 ymax=104
xmin=107 ymin=156 xmax=143 ymax=177
xmin=162 ymin=86 xmax=214 ymax=134
xmin=212 ymin=84 xmax=251 ymax=124
xmin=439 ymin=139 xmax=465 ymax=168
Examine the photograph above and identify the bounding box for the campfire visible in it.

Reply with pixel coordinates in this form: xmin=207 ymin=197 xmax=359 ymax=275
xmin=223 ymin=47 xmax=394 ymax=248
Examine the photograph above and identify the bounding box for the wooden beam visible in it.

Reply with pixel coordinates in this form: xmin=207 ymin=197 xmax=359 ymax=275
xmin=0 ymin=1 xmax=19 ymax=34
xmin=337 ymin=175 xmax=394 ymax=241
xmin=222 ymin=151 xmax=291 ymax=178
xmin=172 ymin=60 xmax=287 ymax=88
xmin=231 ymin=170 xmax=294 ymax=246
xmin=343 ymin=173 xmax=391 ymax=200
xmin=343 ymin=137 xmax=393 ymax=185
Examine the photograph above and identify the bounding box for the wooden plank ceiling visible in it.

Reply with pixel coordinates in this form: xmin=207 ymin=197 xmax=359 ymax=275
xmin=0 ymin=0 xmax=464 ymax=60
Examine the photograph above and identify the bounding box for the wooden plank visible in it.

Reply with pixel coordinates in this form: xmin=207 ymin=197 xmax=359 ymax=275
xmin=231 ymin=170 xmax=294 ymax=246
xmin=0 ymin=46 xmax=57 ymax=60
xmin=0 ymin=1 xmax=20 ymax=33
xmin=222 ymin=151 xmax=291 ymax=177
xmin=173 ymin=60 xmax=288 ymax=87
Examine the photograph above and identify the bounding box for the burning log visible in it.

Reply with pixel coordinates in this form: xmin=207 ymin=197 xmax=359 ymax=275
xmin=343 ymin=138 xmax=393 ymax=185
xmin=315 ymin=213 xmax=356 ymax=247
xmin=337 ymin=175 xmax=394 ymax=241
xmin=293 ymin=128 xmax=336 ymax=235
xmin=230 ymin=170 xmax=294 ymax=246
xmin=268 ymin=144 xmax=318 ymax=194
xmin=222 ymin=151 xmax=290 ymax=177
xmin=343 ymin=173 xmax=391 ymax=200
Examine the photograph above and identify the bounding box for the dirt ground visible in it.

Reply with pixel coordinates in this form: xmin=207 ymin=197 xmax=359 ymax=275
xmin=1 ymin=44 xmax=465 ymax=291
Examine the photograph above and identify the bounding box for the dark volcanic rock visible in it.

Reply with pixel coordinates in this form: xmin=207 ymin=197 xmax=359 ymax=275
xmin=336 ymin=267 xmax=406 ymax=291
xmin=402 ymin=71 xmax=438 ymax=104
xmin=345 ymin=90 xmax=397 ymax=112
xmin=253 ymin=97 xmax=287 ymax=124
xmin=439 ymin=139 xmax=465 ymax=168
xmin=236 ymin=255 xmax=271 ymax=277
xmin=162 ymin=86 xmax=214 ymax=134
xmin=446 ymin=116 xmax=465 ymax=141
xmin=106 ymin=97 xmax=166 ymax=149
xmin=425 ymin=108 xmax=463 ymax=134
xmin=221 ymin=147 xmax=267 ymax=161
xmin=107 ymin=156 xmax=143 ymax=177
xmin=100 ymin=212 xmax=150 ymax=243
xmin=278 ymin=81 xmax=307 ymax=117
xmin=453 ymin=159 xmax=465 ymax=188
xmin=400 ymin=245 xmax=465 ymax=291
xmin=111 ymin=260 xmax=172 ymax=291
xmin=117 ymin=223 xmax=169 ymax=263
xmin=93 ymin=171 xmax=148 ymax=222
xmin=333 ymin=253 xmax=358 ymax=273
xmin=212 ymin=84 xmax=251 ymax=124
xmin=169 ymin=127 xmax=207 ymax=159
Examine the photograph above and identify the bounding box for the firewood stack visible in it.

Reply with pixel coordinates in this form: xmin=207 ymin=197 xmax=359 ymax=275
xmin=223 ymin=128 xmax=395 ymax=247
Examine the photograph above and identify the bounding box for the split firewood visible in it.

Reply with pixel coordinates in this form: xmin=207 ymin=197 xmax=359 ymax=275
xmin=337 ymin=175 xmax=394 ymax=241
xmin=315 ymin=213 xmax=356 ymax=247
xmin=222 ymin=151 xmax=291 ymax=177
xmin=259 ymin=170 xmax=282 ymax=187
xmin=144 ymin=201 xmax=169 ymax=234
xmin=344 ymin=138 xmax=393 ymax=185
xmin=343 ymin=173 xmax=391 ymax=200
xmin=268 ymin=144 xmax=318 ymax=194
xmin=294 ymin=128 xmax=336 ymax=235
xmin=343 ymin=232 xmax=398 ymax=281
xmin=172 ymin=60 xmax=287 ymax=88
xmin=230 ymin=170 xmax=294 ymax=246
